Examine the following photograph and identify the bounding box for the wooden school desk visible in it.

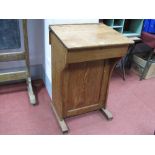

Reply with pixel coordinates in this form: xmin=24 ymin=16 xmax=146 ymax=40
xmin=49 ymin=24 xmax=133 ymax=133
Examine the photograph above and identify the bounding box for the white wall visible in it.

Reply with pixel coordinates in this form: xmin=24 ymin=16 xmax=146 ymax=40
xmin=43 ymin=19 xmax=98 ymax=97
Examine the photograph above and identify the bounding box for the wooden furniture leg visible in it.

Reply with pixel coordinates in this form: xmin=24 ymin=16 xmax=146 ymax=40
xmin=51 ymin=102 xmax=69 ymax=133
xmin=23 ymin=20 xmax=36 ymax=105
xmin=27 ymin=77 xmax=36 ymax=105
xmin=101 ymin=108 xmax=113 ymax=120
xmin=100 ymin=59 xmax=117 ymax=120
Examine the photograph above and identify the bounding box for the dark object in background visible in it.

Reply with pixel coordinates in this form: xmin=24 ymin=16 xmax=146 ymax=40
xmin=141 ymin=32 xmax=155 ymax=48
xmin=125 ymin=42 xmax=153 ymax=69
xmin=0 ymin=19 xmax=21 ymax=50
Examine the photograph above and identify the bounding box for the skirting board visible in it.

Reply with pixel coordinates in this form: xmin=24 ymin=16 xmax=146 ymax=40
xmin=44 ymin=73 xmax=52 ymax=98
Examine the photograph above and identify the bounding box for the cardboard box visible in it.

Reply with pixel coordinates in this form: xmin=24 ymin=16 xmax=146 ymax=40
xmin=132 ymin=54 xmax=155 ymax=79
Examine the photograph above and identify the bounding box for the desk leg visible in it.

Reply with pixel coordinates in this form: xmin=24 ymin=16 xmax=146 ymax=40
xmin=51 ymin=103 xmax=69 ymax=133
xmin=100 ymin=59 xmax=117 ymax=121
xmin=100 ymin=108 xmax=113 ymax=120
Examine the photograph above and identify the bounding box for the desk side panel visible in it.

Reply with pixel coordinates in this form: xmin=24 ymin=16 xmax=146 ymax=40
xmin=100 ymin=58 xmax=120 ymax=108
xmin=50 ymin=32 xmax=67 ymax=119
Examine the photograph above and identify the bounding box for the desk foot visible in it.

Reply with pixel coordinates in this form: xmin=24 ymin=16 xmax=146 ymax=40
xmin=27 ymin=77 xmax=36 ymax=105
xmin=101 ymin=108 xmax=113 ymax=120
xmin=51 ymin=103 xmax=69 ymax=133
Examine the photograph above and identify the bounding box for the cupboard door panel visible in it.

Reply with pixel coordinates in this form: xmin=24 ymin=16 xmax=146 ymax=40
xmin=63 ymin=60 xmax=105 ymax=117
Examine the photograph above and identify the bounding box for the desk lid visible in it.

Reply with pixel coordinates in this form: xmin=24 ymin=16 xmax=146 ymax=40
xmin=50 ymin=24 xmax=134 ymax=50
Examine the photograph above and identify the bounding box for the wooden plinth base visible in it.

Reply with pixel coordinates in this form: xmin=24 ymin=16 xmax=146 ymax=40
xmin=51 ymin=104 xmax=113 ymax=133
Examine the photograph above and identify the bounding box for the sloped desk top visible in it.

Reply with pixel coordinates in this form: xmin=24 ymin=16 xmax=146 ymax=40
xmin=50 ymin=24 xmax=134 ymax=50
